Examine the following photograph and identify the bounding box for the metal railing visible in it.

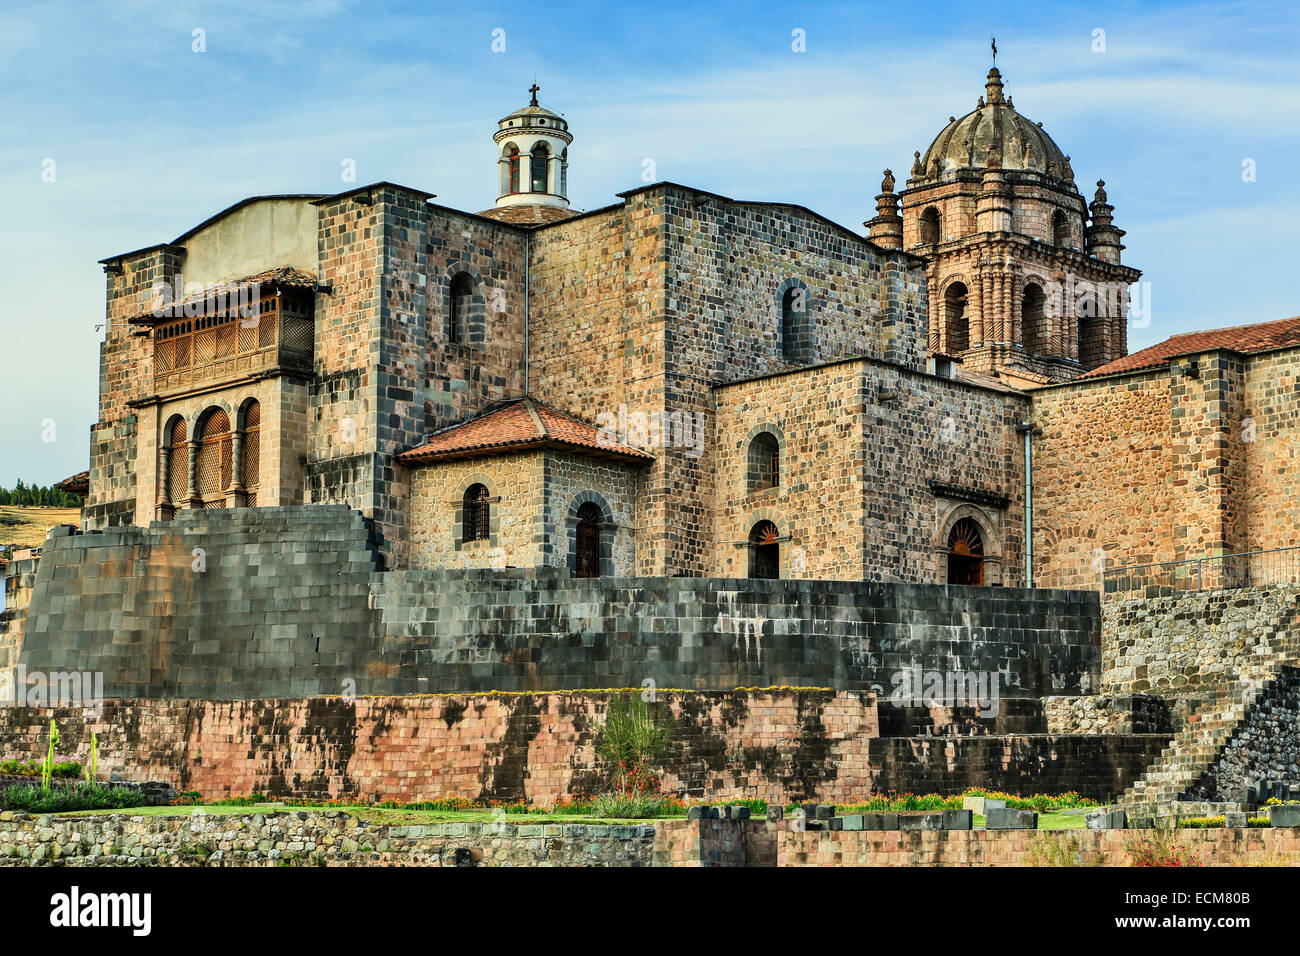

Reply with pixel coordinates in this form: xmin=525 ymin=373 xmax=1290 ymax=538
xmin=1102 ymin=545 xmax=1300 ymax=601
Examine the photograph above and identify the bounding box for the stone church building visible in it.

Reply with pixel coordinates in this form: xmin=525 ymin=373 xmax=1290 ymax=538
xmin=83 ymin=68 xmax=1300 ymax=590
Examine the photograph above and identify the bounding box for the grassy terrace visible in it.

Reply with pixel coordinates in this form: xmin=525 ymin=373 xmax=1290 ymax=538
xmin=0 ymin=505 xmax=79 ymax=550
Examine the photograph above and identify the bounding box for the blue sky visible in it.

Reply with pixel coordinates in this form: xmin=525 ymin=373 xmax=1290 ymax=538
xmin=3 ymin=0 xmax=1299 ymax=486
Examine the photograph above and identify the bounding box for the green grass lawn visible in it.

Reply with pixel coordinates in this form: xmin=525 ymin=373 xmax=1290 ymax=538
xmin=971 ymin=810 xmax=1089 ymax=830
xmin=55 ymin=803 xmax=658 ymax=826
xmin=55 ymin=802 xmax=1098 ymax=829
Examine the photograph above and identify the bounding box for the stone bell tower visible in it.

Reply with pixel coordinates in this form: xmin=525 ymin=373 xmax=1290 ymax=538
xmin=870 ymin=59 xmax=1142 ymax=386
xmin=478 ymin=84 xmax=576 ymax=226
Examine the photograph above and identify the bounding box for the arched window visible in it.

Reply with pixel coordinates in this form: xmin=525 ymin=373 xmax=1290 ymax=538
xmin=506 ymin=145 xmax=521 ymax=194
xmin=747 ymin=432 xmax=780 ymax=493
xmin=920 ymin=206 xmax=941 ymax=245
xmin=449 ymin=273 xmax=473 ymax=345
xmin=1077 ymin=294 xmax=1106 ymax=367
xmin=530 ymin=143 xmax=549 ymax=193
xmin=944 ymin=282 xmax=969 ymax=353
xmin=463 ymin=483 xmax=490 ymax=542
xmin=1052 ymin=209 xmax=1069 ymax=247
xmin=1022 ymin=283 xmax=1048 ymax=354
xmin=947 ymin=517 xmax=985 ymax=586
xmin=195 ymin=408 xmax=231 ymax=508
xmin=165 ymin=417 xmax=188 ymax=510
xmin=780 ymin=286 xmax=808 ymax=362
xmin=574 ymin=502 xmax=603 ymax=578
xmin=241 ymin=399 xmax=261 ymax=507
xmin=748 ymin=520 xmax=780 ymax=579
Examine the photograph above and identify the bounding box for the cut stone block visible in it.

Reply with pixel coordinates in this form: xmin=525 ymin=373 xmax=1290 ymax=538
xmin=986 ymin=808 xmax=1038 ymax=830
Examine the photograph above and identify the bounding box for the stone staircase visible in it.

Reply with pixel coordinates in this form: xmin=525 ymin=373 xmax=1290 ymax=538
xmin=1119 ymin=615 xmax=1300 ymax=814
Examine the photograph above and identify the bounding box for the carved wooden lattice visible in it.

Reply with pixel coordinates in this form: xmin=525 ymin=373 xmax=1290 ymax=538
xmin=196 ymin=410 xmax=231 ymax=506
xmin=241 ymin=401 xmax=261 ymax=492
xmin=166 ymin=418 xmax=188 ymax=506
xmin=150 ymin=290 xmax=311 ymax=391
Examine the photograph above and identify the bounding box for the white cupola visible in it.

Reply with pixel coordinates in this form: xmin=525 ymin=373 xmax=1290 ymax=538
xmin=493 ymin=84 xmax=573 ymax=210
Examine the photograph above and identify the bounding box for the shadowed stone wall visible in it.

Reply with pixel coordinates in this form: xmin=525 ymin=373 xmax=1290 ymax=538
xmin=0 ymin=691 xmax=1166 ymax=805
xmin=5 ymin=506 xmax=1100 ymax=700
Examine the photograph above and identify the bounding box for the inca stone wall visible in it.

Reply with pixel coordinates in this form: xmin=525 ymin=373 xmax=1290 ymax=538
xmin=0 ymin=691 xmax=1164 ymax=805
xmin=5 ymin=506 xmax=1100 ymax=700
xmin=0 ymin=556 xmax=38 ymax=675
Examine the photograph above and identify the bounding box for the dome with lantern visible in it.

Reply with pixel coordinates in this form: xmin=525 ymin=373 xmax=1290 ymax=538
xmin=909 ymin=68 xmax=1076 ymax=186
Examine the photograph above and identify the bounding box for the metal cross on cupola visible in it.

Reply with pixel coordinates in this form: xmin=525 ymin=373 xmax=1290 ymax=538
xmin=529 ymin=83 xmax=540 ymax=106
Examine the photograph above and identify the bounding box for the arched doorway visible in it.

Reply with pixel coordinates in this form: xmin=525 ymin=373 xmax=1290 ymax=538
xmin=749 ymin=520 xmax=780 ymax=579
xmin=575 ymin=502 xmax=603 ymax=578
xmin=947 ymin=517 xmax=985 ymax=585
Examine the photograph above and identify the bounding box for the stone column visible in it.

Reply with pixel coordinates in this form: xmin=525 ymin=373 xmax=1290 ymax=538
xmin=157 ymin=444 xmax=175 ymax=520
xmin=229 ymin=429 xmax=247 ymax=507
xmin=186 ymin=441 xmax=202 ymax=509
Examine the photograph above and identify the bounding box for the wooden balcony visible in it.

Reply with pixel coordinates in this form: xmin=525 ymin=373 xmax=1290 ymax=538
xmin=152 ymin=293 xmax=313 ymax=394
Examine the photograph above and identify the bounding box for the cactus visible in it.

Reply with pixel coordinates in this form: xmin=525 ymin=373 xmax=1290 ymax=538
xmin=40 ymin=720 xmax=60 ymax=792
xmin=83 ymin=733 xmax=98 ymax=783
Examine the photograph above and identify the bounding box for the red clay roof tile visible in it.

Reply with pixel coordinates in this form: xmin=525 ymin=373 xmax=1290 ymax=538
xmin=398 ymin=399 xmax=654 ymax=465
xmin=1083 ymin=315 xmax=1300 ymax=379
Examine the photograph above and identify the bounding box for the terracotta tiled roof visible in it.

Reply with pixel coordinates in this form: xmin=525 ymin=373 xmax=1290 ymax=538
xmin=1083 ymin=315 xmax=1300 ymax=379
xmin=55 ymin=471 xmax=89 ymax=496
xmin=128 ymin=266 xmax=317 ymax=324
xmin=475 ymin=204 xmax=581 ymax=226
xmin=398 ymin=399 xmax=655 ymax=465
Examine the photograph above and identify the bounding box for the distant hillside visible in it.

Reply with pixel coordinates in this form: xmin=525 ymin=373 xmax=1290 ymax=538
xmin=0 ymin=506 xmax=81 ymax=550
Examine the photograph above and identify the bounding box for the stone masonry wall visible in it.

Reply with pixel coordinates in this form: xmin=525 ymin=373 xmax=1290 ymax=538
xmin=1190 ymin=665 xmax=1300 ymax=802
xmin=1031 ymin=346 xmax=1300 ymax=591
xmin=1242 ymin=348 xmax=1300 ymax=553
xmin=0 ymin=692 xmax=1163 ymax=805
xmin=5 ymin=813 xmax=1297 ymax=867
xmin=778 ymin=825 xmax=1300 ymax=867
xmin=0 ymin=810 xmax=660 ymax=867
xmin=714 ymin=357 xmax=1028 ymax=583
xmin=9 ymin=506 xmax=1101 ymax=700
xmin=0 ymin=557 xmax=38 ymax=682
xmin=1101 ymin=586 xmax=1300 ymax=699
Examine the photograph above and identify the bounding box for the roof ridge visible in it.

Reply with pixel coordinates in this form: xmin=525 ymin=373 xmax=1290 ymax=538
xmin=520 ymin=398 xmax=548 ymax=440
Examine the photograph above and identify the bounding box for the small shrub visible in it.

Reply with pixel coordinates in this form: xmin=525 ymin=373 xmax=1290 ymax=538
xmin=1026 ymin=833 xmax=1090 ymax=867
xmin=1126 ymin=827 xmax=1203 ymax=867
xmin=585 ymin=791 xmax=683 ymax=819
xmin=1178 ymin=816 xmax=1226 ymax=829
xmin=0 ymin=781 xmax=147 ymax=813
xmin=207 ymin=793 xmax=270 ymax=807
xmin=595 ymin=694 xmax=674 ymax=797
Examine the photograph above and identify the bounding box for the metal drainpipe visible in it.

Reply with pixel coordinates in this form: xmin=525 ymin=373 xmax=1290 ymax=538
xmin=523 ymin=232 xmax=530 ymax=395
xmin=1015 ymin=421 xmax=1037 ymax=588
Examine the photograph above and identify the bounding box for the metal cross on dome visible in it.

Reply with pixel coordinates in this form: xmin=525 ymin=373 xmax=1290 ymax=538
xmin=529 ymin=83 xmax=540 ymax=106
xmin=991 ymin=37 xmax=997 ymax=64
